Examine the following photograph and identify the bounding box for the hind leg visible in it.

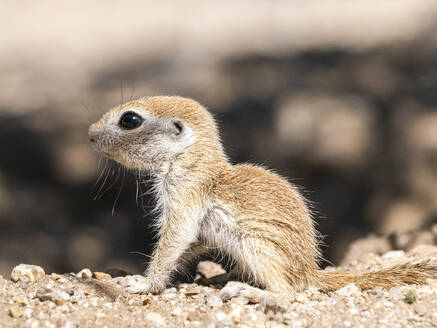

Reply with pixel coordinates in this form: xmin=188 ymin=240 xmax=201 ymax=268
xmin=218 ymin=274 xmax=293 ymax=305
xmin=219 ymin=281 xmax=283 ymax=306
xmin=218 ymin=237 xmax=298 ymax=302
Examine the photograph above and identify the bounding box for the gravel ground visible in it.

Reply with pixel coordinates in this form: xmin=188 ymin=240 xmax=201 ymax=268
xmin=1 ymin=246 xmax=436 ymax=328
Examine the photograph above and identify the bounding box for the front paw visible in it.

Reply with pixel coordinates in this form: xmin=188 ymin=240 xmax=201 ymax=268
xmin=117 ymin=275 xmax=164 ymax=295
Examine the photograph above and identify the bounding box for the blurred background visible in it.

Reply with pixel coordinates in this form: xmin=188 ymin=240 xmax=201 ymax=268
xmin=1 ymin=0 xmax=437 ymax=277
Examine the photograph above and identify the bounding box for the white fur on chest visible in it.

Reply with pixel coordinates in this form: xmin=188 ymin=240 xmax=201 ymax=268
xmin=199 ymin=200 xmax=241 ymax=257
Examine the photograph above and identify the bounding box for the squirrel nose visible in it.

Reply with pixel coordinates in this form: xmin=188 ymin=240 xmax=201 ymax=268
xmin=88 ymin=124 xmax=100 ymax=143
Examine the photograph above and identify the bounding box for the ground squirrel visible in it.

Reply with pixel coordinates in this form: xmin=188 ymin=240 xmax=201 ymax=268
xmin=88 ymin=96 xmax=437 ymax=300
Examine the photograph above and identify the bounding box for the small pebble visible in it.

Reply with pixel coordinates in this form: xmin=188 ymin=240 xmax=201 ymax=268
xmin=207 ymin=295 xmax=223 ymax=307
xmin=144 ymin=312 xmax=165 ymax=327
xmin=228 ymin=303 xmax=244 ymax=319
xmin=349 ymin=307 xmax=359 ymax=315
xmin=11 ymin=264 xmax=45 ymax=283
xmin=383 ymin=301 xmax=393 ymax=307
xmin=185 ymin=287 xmax=201 ymax=296
xmin=171 ymin=307 xmax=182 ymax=316
xmin=197 ymin=261 xmax=226 ymax=279
xmin=93 ymin=272 xmax=112 ymax=281
xmin=187 ymin=311 xmax=202 ymax=321
xmin=382 ymin=250 xmax=405 ymax=259
xmin=198 ymin=305 xmax=207 ymax=313
xmin=36 ymin=286 xmax=71 ymax=305
xmin=18 ymin=281 xmax=29 ymax=289
xmin=23 ymin=308 xmax=33 ymax=318
xmin=413 ymin=303 xmax=428 ymax=316
xmin=162 ymin=292 xmax=177 ymax=299
xmin=12 ymin=296 xmax=29 ymax=305
xmin=116 ymin=275 xmax=147 ymax=289
xmin=335 ymin=284 xmax=361 ymax=298
xmin=30 ymin=320 xmax=39 ymax=328
xmin=257 ymin=297 xmax=267 ymax=313
xmin=230 ymin=296 xmax=249 ymax=305
xmin=50 ymin=273 xmax=64 ymax=280
xmin=9 ymin=306 xmax=23 ymax=318
xmin=295 ymin=294 xmax=307 ymax=303
xmin=276 ymin=302 xmax=288 ymax=314
xmin=64 ymin=322 xmax=76 ymax=328
xmin=76 ymin=268 xmax=92 ymax=280
xmin=215 ymin=311 xmax=227 ymax=321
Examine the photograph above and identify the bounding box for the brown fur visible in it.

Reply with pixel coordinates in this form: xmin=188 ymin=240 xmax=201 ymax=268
xmin=89 ymin=96 xmax=437 ymax=298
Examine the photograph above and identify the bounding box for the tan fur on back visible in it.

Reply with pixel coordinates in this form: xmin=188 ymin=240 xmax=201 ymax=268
xmin=89 ymin=96 xmax=437 ymax=297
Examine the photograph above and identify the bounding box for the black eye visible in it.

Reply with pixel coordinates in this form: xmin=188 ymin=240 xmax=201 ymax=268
xmin=119 ymin=112 xmax=143 ymax=130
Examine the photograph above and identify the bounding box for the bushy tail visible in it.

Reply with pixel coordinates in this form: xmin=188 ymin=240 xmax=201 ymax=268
xmin=317 ymin=259 xmax=437 ymax=292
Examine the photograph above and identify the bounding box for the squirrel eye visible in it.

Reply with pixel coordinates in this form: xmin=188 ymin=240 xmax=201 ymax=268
xmin=119 ymin=112 xmax=143 ymax=129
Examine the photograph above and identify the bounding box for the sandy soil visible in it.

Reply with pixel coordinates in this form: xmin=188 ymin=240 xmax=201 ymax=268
xmin=1 ymin=245 xmax=436 ymax=328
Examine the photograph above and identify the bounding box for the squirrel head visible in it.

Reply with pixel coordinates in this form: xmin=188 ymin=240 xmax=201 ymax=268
xmin=88 ymin=96 xmax=223 ymax=173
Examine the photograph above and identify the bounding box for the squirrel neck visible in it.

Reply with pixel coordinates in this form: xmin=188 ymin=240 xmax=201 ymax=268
xmin=150 ymin=144 xmax=230 ymax=213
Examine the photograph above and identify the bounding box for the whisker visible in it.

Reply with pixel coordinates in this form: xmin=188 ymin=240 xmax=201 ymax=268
xmin=137 ymin=170 xmax=147 ymax=212
xmin=81 ymin=98 xmax=102 ymax=121
xmin=129 ymin=82 xmax=136 ymax=102
xmin=135 ymin=176 xmax=140 ymax=207
xmin=129 ymin=251 xmax=152 ymax=259
xmin=82 ymin=104 xmax=97 ymax=121
xmin=98 ymin=165 xmax=120 ymax=199
xmin=139 ymin=189 xmax=156 ymax=197
xmin=94 ymin=160 xmax=113 ymax=200
xmin=92 ymin=158 xmax=109 ymax=195
xmin=112 ymin=167 xmax=126 ymax=216
xmin=97 ymin=155 xmax=103 ymax=171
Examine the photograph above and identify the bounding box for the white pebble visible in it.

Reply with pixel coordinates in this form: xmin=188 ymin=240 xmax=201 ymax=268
xmin=206 ymin=295 xmax=223 ymax=307
xmin=382 ymin=250 xmax=405 ymax=260
xmin=23 ymin=308 xmax=33 ymax=318
xmin=64 ymin=322 xmax=76 ymax=328
xmin=171 ymin=307 xmax=182 ymax=316
xmin=229 ymin=304 xmax=243 ymax=319
xmin=11 ymin=264 xmax=45 ymax=283
xmin=76 ymin=269 xmax=92 ymax=280
xmin=36 ymin=286 xmax=70 ymax=305
xmin=295 ymin=294 xmax=307 ymax=303
xmin=383 ymin=301 xmax=394 ymax=307
xmin=215 ymin=311 xmax=227 ymax=321
xmin=350 ymin=307 xmax=359 ymax=315
xmin=335 ymin=284 xmax=361 ymax=298
xmin=292 ymin=320 xmax=303 ymax=328
xmin=145 ymin=312 xmax=165 ymax=327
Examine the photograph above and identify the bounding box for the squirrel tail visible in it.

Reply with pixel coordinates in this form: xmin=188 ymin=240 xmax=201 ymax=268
xmin=316 ymin=259 xmax=437 ymax=291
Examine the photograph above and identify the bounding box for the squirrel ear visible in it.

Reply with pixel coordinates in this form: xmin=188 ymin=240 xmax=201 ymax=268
xmin=167 ymin=118 xmax=195 ymax=151
xmin=170 ymin=119 xmax=184 ymax=138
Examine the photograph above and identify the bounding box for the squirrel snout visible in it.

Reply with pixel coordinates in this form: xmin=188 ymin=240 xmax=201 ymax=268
xmin=88 ymin=124 xmax=100 ymax=143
